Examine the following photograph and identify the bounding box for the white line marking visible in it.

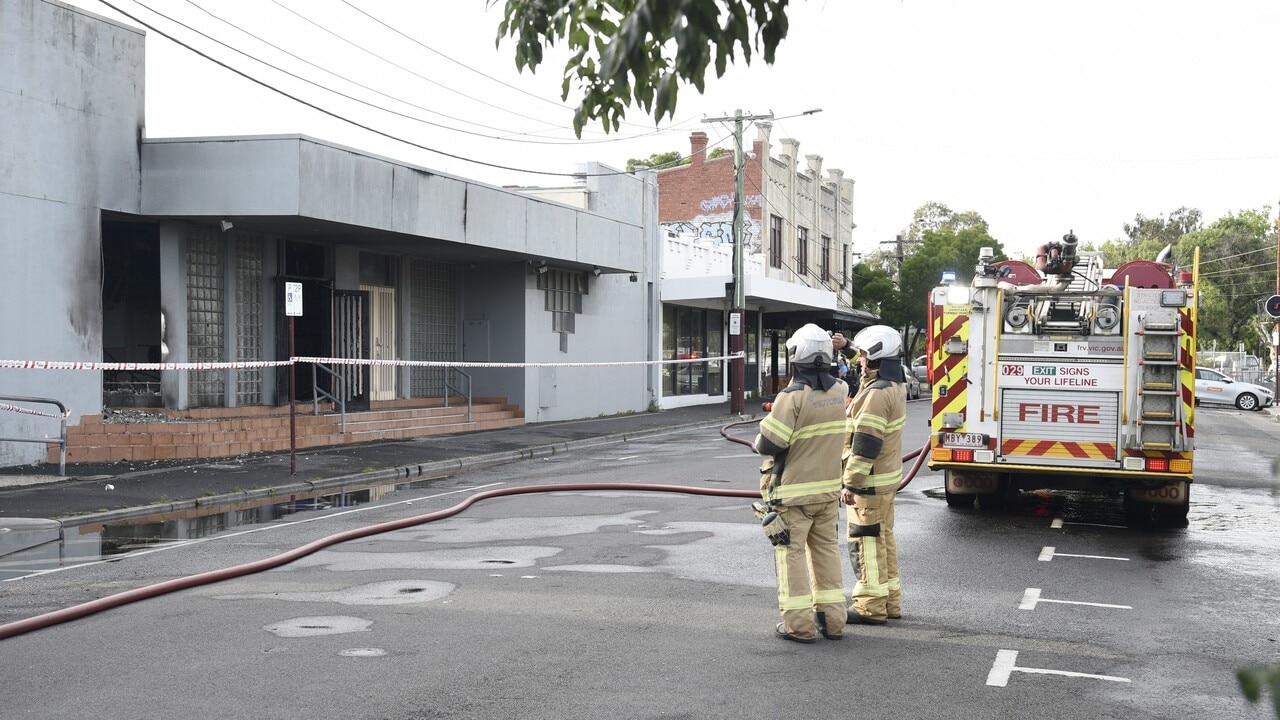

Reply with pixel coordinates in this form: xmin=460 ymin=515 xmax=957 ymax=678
xmin=987 ymin=649 xmax=1018 ymax=686
xmin=713 ymin=455 xmax=754 ymax=459
xmin=1038 ymin=546 xmax=1129 ymax=562
xmin=1051 ymin=518 xmax=1064 ymax=529
xmin=1020 ymin=587 xmax=1132 ymax=610
xmin=3 ymin=482 xmax=507 ymax=582
xmin=987 ymin=649 xmax=1130 ymax=687
xmin=1062 ymin=521 xmax=1129 ymax=529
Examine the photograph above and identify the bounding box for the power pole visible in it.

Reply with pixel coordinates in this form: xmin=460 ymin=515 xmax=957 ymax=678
xmin=704 ymin=109 xmax=773 ymax=415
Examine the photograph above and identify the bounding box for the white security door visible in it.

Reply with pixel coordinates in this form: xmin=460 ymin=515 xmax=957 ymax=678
xmin=361 ymin=284 xmax=396 ymax=401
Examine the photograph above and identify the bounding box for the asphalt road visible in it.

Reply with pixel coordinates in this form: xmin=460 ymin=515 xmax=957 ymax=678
xmin=0 ymin=402 xmax=1276 ymax=719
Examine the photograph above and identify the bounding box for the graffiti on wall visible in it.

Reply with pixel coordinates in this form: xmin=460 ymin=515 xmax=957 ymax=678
xmin=663 ymin=194 xmax=765 ymax=253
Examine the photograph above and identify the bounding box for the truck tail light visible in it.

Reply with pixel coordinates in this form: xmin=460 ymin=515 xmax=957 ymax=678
xmin=1170 ymin=459 xmax=1191 ymax=474
xmin=952 ymin=449 xmax=974 ymax=463
xmin=1147 ymin=457 xmax=1169 ymax=472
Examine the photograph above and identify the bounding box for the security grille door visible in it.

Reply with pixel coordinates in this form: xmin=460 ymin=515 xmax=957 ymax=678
xmin=333 ymin=290 xmax=370 ymax=411
xmin=362 ymin=284 xmax=396 ymax=401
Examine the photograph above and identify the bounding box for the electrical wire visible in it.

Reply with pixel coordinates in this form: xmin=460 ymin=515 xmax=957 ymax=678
xmin=181 ymin=0 xmax=571 ymax=141
xmin=268 ymin=0 xmax=681 ymax=142
xmin=92 ymin=0 xmax=672 ymax=178
xmin=338 ymin=0 xmax=668 ymax=133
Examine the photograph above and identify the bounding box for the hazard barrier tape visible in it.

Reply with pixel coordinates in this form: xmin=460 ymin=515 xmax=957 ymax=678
xmin=289 ymin=354 xmax=744 ymax=368
xmin=0 ymin=402 xmax=69 ymax=419
xmin=0 ymin=354 xmax=742 ymax=371
xmin=0 ymin=360 xmax=293 ymax=370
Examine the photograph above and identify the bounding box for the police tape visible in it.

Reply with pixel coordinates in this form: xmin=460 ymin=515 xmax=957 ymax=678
xmin=0 ymin=354 xmax=743 ymax=371
xmin=289 ymin=354 xmax=745 ymax=368
xmin=0 ymin=360 xmax=294 ymax=370
xmin=0 ymin=402 xmax=70 ymax=419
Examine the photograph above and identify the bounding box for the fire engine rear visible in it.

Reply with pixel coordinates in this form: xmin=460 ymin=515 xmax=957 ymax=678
xmin=926 ymin=234 xmax=1199 ymax=524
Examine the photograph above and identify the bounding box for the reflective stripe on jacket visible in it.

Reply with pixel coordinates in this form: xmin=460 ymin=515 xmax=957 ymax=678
xmin=755 ymin=381 xmax=847 ymax=506
xmin=842 ymin=373 xmax=906 ymax=490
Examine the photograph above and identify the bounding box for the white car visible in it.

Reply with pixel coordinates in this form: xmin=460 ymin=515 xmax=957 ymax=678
xmin=1194 ymin=367 xmax=1274 ymax=411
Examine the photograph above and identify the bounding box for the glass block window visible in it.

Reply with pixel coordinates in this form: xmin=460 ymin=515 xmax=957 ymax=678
xmin=187 ymin=226 xmax=225 ymax=407
xmin=537 ymin=268 xmax=586 ymax=334
xmin=234 ymin=236 xmax=263 ymax=405
xmin=409 ymin=258 xmax=457 ymax=397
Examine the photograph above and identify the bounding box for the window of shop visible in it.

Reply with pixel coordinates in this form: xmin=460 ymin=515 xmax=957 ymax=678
xmin=662 ymin=306 xmax=724 ymax=396
xmin=769 ymin=215 xmax=783 ymax=268
xmin=821 ymin=234 xmax=831 ymax=283
xmin=797 ymin=226 xmax=809 ymax=277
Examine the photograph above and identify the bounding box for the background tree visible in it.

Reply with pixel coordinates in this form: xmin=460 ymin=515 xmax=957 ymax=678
xmin=496 ymin=0 xmax=790 ymax=135
xmin=624 ymin=147 xmax=725 ymax=172
xmin=1088 ymin=207 xmax=1204 ymax=267
xmin=625 ymin=150 xmax=687 ymax=172
xmin=1178 ymin=208 xmax=1275 ymax=357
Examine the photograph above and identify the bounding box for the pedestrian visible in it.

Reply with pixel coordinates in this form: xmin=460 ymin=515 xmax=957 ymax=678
xmin=841 ymin=325 xmax=907 ymax=625
xmin=753 ymin=323 xmax=849 ymax=643
xmin=830 ymin=332 xmax=860 ymax=401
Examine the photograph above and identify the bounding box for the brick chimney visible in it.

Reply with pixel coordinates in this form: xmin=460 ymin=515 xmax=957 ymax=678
xmin=689 ymin=131 xmax=708 ymax=168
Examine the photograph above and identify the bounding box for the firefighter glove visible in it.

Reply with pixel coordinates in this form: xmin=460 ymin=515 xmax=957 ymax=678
xmin=760 ymin=509 xmax=790 ymax=547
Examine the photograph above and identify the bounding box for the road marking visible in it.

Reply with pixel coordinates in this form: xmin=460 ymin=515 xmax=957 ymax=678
xmin=1038 ymin=546 xmax=1129 ymax=562
xmin=1019 ymin=587 xmax=1132 ymax=610
xmin=987 ymin=649 xmax=1131 ymax=687
xmin=1051 ymin=516 xmax=1127 ymax=529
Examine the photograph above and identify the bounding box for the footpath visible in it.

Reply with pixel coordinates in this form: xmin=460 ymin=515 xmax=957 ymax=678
xmin=0 ymin=403 xmax=758 ymax=526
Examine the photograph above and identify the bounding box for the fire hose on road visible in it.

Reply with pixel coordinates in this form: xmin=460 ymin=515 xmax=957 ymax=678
xmin=1 ymin=418 xmax=929 ymax=642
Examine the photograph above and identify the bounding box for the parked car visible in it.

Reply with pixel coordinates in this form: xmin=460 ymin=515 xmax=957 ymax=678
xmin=905 ymin=372 xmax=922 ymax=401
xmin=1194 ymin=367 xmax=1274 ymax=411
xmin=911 ymin=355 xmax=929 ymax=383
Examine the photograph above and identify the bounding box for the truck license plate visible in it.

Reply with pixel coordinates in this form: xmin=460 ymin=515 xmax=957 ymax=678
xmin=943 ymin=432 xmax=985 ymax=447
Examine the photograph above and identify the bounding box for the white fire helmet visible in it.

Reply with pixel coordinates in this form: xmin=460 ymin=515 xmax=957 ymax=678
xmin=785 ymin=323 xmax=834 ymax=367
xmin=852 ymin=325 xmax=902 ymax=362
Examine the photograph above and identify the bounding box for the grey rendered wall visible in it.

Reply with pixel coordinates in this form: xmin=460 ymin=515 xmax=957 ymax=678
xmin=0 ymin=1 xmax=144 ymax=466
xmin=460 ymin=263 xmax=527 ymax=408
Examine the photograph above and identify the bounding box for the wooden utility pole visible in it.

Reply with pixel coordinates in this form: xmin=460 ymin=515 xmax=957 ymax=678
xmin=703 ymin=109 xmax=773 ymax=415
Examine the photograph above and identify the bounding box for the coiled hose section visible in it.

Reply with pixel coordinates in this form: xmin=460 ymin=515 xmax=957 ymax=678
xmin=0 ymin=420 xmax=929 ymax=642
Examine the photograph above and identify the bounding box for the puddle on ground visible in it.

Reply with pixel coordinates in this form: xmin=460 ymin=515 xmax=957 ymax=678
xmin=0 ymin=479 xmax=442 ymax=581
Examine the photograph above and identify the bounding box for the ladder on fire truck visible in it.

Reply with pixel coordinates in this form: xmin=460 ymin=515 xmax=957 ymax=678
xmin=1133 ymin=311 xmax=1185 ymax=450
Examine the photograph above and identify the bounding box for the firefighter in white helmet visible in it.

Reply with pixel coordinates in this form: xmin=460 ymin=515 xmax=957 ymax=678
xmin=753 ymin=323 xmax=848 ymax=643
xmin=841 ymin=324 xmax=906 ymax=625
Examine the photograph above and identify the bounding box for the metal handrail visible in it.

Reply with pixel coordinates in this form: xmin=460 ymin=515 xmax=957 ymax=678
xmin=310 ymin=363 xmax=347 ymax=433
xmin=0 ymin=395 xmax=67 ymax=476
xmin=444 ymin=368 xmax=473 ymax=423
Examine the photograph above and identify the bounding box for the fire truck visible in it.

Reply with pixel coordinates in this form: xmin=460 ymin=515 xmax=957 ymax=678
xmin=925 ymin=233 xmax=1199 ymax=524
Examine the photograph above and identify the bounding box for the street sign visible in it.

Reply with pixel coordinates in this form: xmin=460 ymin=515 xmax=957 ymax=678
xmin=1266 ymin=294 xmax=1280 ymax=319
xmin=285 ymin=282 xmax=303 ymax=317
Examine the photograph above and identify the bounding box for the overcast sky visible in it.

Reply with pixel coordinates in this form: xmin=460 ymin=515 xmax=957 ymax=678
xmin=75 ymin=0 xmax=1280 ymax=259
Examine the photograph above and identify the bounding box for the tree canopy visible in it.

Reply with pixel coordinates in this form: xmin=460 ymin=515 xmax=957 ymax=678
xmin=624 ymin=147 xmax=725 ymax=172
xmin=1086 ymin=206 xmax=1275 ymax=357
xmin=495 ymin=0 xmax=790 ymax=136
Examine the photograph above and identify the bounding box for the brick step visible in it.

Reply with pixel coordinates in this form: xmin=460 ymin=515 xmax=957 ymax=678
xmin=49 ymin=400 xmax=524 ymax=464
xmin=67 ymin=403 xmax=515 ymax=437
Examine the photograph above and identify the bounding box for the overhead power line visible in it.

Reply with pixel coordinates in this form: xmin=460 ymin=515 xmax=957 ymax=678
xmin=93 ymin=0 xmax=677 ymax=177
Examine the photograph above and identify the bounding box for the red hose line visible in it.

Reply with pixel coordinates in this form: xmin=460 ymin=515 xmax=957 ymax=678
xmin=3 ymin=426 xmax=934 ymax=642
xmin=0 ymin=482 xmax=757 ymax=642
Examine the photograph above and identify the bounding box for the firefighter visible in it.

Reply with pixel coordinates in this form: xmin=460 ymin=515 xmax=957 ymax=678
xmin=753 ymin=323 xmax=848 ymax=643
xmin=841 ymin=325 xmax=907 ymax=625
